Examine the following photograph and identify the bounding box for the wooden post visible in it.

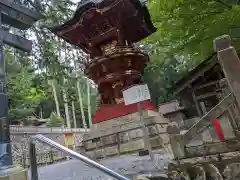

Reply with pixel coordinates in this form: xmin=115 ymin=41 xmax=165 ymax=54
xmin=167 ymin=124 xmax=185 ymax=159
xmin=200 ymin=101 xmax=213 ymax=142
xmin=214 ymin=35 xmax=240 ymax=107
xmin=137 ymin=103 xmax=153 ymax=160
xmin=192 ymin=91 xmax=202 ymax=117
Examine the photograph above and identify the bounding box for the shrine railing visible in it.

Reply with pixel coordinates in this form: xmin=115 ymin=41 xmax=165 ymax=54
xmin=169 ymin=91 xmax=240 ymax=159
xmin=183 ymin=92 xmax=237 ymax=144
xmin=10 ymin=125 xmax=89 ymax=134
xmin=91 ymin=46 xmax=147 ymax=61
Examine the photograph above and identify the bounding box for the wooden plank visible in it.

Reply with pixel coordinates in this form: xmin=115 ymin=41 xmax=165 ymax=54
xmin=185 ymin=139 xmax=238 ymax=158
xmin=183 ymin=93 xmax=234 ymax=144
xmin=0 ymin=0 xmax=40 ymax=30
xmin=0 ymin=29 xmax=32 ymax=52
xmin=214 ymin=35 xmax=240 ymax=108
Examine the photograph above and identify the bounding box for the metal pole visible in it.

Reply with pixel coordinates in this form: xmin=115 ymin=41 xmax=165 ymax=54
xmin=32 ymin=135 xmax=131 ymax=180
xmin=137 ymin=102 xmax=153 ymax=160
xmin=0 ymin=13 xmax=13 ymax=170
xmin=29 ymin=142 xmax=38 ymax=180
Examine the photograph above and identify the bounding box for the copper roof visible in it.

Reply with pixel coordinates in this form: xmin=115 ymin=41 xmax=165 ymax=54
xmin=49 ymin=0 xmax=156 ymax=53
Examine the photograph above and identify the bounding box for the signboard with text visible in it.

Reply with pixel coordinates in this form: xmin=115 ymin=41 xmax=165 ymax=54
xmin=123 ymin=84 xmax=151 ymax=105
xmin=64 ymin=133 xmax=75 ymax=147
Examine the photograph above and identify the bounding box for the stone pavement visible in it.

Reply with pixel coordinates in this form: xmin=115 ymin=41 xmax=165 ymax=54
xmin=36 ymin=151 xmax=171 ymax=180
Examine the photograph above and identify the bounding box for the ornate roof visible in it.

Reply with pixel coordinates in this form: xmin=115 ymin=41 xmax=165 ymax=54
xmin=49 ymin=0 xmax=156 ymax=53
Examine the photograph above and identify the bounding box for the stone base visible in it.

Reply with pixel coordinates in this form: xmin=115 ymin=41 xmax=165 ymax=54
xmin=83 ymin=110 xmax=170 ymax=159
xmin=0 ymin=167 xmax=28 ymax=180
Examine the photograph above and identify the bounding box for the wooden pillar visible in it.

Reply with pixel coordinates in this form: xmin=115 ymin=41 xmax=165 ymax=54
xmin=199 ymin=101 xmax=213 ymax=142
xmin=112 ymin=81 xmax=124 ymax=104
xmin=167 ymin=124 xmax=185 ymax=159
xmin=200 ymin=101 xmax=207 ymax=115
xmin=214 ymin=35 xmax=240 ymax=107
xmin=192 ymin=91 xmax=202 ymax=117
xmin=117 ymin=29 xmax=124 ymax=46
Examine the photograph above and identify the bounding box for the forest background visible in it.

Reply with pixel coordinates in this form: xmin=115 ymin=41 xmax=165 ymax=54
xmin=6 ymin=0 xmax=240 ymax=127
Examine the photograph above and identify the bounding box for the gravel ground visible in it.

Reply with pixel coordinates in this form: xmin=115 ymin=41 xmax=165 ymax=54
xmin=36 ymin=152 xmax=171 ymax=180
xmin=37 ymin=160 xmax=112 ymax=180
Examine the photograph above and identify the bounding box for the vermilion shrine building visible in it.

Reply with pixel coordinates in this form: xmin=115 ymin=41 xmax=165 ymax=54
xmin=50 ymin=0 xmax=170 ymax=158
xmin=50 ymin=0 xmax=158 ymax=124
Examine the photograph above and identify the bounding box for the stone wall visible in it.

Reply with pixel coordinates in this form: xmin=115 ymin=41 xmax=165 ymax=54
xmin=13 ymin=149 xmax=67 ymax=167
xmin=10 ymin=130 xmax=85 ymax=167
xmin=83 ymin=112 xmax=170 ymax=159
xmin=92 ymin=110 xmax=160 ymax=130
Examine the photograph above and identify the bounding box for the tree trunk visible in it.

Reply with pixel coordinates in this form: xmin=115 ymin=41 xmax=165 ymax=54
xmin=50 ymin=80 xmax=61 ymax=117
xmin=71 ymin=101 xmax=77 ymax=128
xmin=63 ymin=78 xmax=71 ymax=128
xmin=87 ymin=79 xmax=92 ymax=128
xmin=77 ymin=79 xmax=87 ymax=129
xmin=73 ymin=50 xmax=88 ymax=130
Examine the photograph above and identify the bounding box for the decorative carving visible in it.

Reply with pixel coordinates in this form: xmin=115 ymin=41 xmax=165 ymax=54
xmin=224 ymin=163 xmax=240 ymax=180
xmin=100 ymin=41 xmax=117 ymax=55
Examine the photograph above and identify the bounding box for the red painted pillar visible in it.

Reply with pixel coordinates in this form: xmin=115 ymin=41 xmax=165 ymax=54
xmin=212 ymin=119 xmax=225 ymax=141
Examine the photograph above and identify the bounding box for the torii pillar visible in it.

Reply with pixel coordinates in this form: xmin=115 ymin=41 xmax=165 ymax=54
xmin=0 ymin=1 xmax=40 ymax=179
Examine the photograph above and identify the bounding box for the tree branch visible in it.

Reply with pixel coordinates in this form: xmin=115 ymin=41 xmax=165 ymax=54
xmin=214 ymin=0 xmax=232 ymax=9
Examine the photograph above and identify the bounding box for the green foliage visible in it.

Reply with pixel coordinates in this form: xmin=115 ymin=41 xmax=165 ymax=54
xmin=10 ymin=0 xmax=240 ymax=124
xmin=46 ymin=113 xmax=64 ymax=127
xmin=8 ymin=108 xmax=34 ymax=125
xmin=142 ymin=0 xmax=240 ymax=104
xmin=8 ymin=67 xmax=44 ymax=109
xmin=4 ymin=0 xmax=98 ymax=127
xmin=146 ymin=0 xmax=240 ymax=60
xmin=143 ymin=55 xmax=189 ymax=104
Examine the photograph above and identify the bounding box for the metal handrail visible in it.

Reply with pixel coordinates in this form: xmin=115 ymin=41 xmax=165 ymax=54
xmin=29 ymin=134 xmax=131 ymax=180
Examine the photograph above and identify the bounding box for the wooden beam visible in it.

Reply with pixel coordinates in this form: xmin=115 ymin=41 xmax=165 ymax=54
xmin=183 ymin=93 xmax=234 ymax=144
xmin=193 ymin=80 xmax=220 ymax=90
xmin=192 ymin=91 xmax=202 ymax=117
xmin=214 ymin=35 xmax=240 ymax=108
xmin=174 ymin=58 xmax=218 ymax=95
xmin=0 ymin=0 xmax=41 ymax=30
xmin=195 ymin=92 xmax=218 ymax=100
xmin=0 ymin=29 xmax=32 ymax=52
xmin=178 ymin=149 xmax=240 ymax=167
